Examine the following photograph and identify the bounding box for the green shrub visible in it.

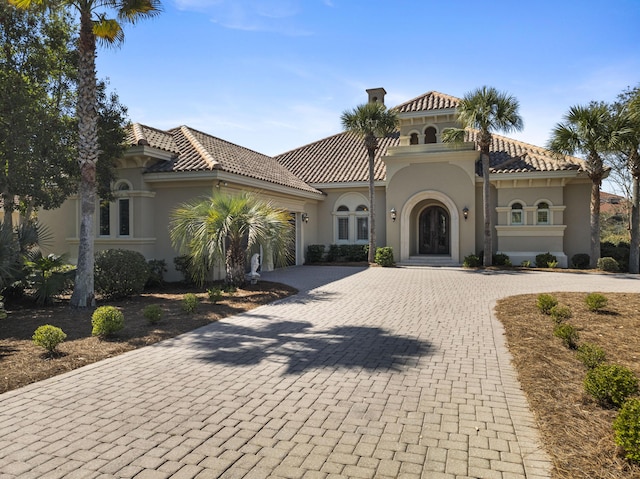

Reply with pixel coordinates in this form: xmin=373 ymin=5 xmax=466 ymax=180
xmin=492 ymin=253 xmax=511 ymax=266
xmin=146 ymin=259 xmax=167 ymax=288
xmin=536 ymin=293 xmax=558 ymax=314
xmin=597 ymin=256 xmax=619 ymax=272
xmin=91 ymin=306 xmax=124 ymax=338
xmin=207 ymin=287 xmax=223 ymax=303
xmin=463 ymin=254 xmax=481 ymax=268
xmin=576 ymin=342 xmax=607 ymax=369
xmin=306 ymin=244 xmax=325 ymax=263
xmin=547 ymin=260 xmax=558 ymax=268
xmin=95 ymin=249 xmax=149 ymax=299
xmin=584 ymin=364 xmax=639 ymax=408
xmin=550 ymin=304 xmax=572 ymax=323
xmin=571 ymin=253 xmax=590 ymax=269
xmin=585 ymin=292 xmax=608 ymax=312
xmin=613 ymin=398 xmax=640 ymax=462
xmin=143 ymin=305 xmax=163 ymax=324
xmin=601 ymin=241 xmax=629 ymax=272
xmin=223 ymin=284 xmax=237 ymax=295
xmin=32 ymin=325 xmax=67 ymax=353
xmin=535 ymin=252 xmax=557 ymax=268
xmin=520 ymin=260 xmax=531 ymax=268
xmin=182 ymin=293 xmax=199 ymax=313
xmin=553 ymin=323 xmax=580 ymax=349
xmin=174 ymin=255 xmax=195 ymax=284
xmin=339 ymin=244 xmax=368 ymax=262
xmin=375 ymin=247 xmax=394 ymax=267
xmin=24 ymin=253 xmax=75 ymax=305
xmin=326 ymin=244 xmax=340 ymax=262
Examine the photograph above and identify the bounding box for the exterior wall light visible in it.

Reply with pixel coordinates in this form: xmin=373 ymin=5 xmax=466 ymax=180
xmin=463 ymin=206 xmax=469 ymax=221
xmin=301 ymin=213 xmax=309 ymax=223
xmin=390 ymin=208 xmax=397 ymax=222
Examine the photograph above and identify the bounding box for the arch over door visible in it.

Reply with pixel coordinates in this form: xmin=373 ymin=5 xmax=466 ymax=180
xmin=419 ymin=206 xmax=450 ymax=254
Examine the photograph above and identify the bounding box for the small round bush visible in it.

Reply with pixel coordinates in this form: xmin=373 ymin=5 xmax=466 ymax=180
xmin=571 ymin=253 xmax=590 ymax=269
xmin=463 ymin=254 xmax=481 ymax=268
xmin=306 ymin=245 xmax=325 ymax=263
xmin=95 ymin=249 xmax=150 ymax=299
xmin=182 ymin=293 xmax=198 ymax=313
xmin=613 ymin=397 xmax=640 ymax=462
xmin=553 ymin=323 xmax=580 ymax=349
xmin=586 ymin=292 xmax=608 ymax=312
xmin=32 ymin=325 xmax=67 ymax=353
xmin=91 ymin=306 xmax=125 ymax=338
xmin=576 ymin=342 xmax=607 ymax=369
xmin=492 ymin=253 xmax=511 ymax=266
xmin=584 ymin=364 xmax=639 ymax=408
xmin=535 ymin=252 xmax=557 ymax=268
xmin=207 ymin=288 xmax=223 ymax=304
xmin=550 ymin=304 xmax=572 ymax=323
xmin=375 ymin=247 xmax=394 ymax=267
xmin=536 ymin=293 xmax=558 ymax=314
xmin=143 ymin=304 xmax=163 ymax=324
xmin=597 ymin=256 xmax=619 ymax=272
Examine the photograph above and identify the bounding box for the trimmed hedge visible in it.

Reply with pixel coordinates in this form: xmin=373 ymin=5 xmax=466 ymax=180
xmin=95 ymin=249 xmax=149 ymax=299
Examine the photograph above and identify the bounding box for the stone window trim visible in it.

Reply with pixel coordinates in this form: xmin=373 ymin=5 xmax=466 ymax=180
xmin=332 ymin=200 xmax=369 ymax=245
xmin=497 ymin=200 xmax=565 ymax=226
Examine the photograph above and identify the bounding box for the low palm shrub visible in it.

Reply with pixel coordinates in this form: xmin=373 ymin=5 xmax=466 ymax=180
xmin=584 ymin=364 xmax=638 ymax=408
xmin=91 ymin=306 xmax=125 ymax=338
xmin=32 ymin=325 xmax=67 ymax=353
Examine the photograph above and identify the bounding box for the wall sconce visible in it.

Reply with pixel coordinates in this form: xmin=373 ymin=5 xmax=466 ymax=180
xmin=216 ymin=180 xmax=228 ymax=188
xmin=301 ymin=213 xmax=309 ymax=223
xmin=390 ymin=208 xmax=397 ymax=222
xmin=462 ymin=206 xmax=469 ymax=221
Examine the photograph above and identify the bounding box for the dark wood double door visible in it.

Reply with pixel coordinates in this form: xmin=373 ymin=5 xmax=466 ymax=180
xmin=419 ymin=206 xmax=450 ymax=255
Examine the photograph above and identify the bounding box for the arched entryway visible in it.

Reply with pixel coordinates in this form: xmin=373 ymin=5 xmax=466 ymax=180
xmin=400 ymin=191 xmax=460 ymax=263
xmin=419 ymin=205 xmax=450 ymax=254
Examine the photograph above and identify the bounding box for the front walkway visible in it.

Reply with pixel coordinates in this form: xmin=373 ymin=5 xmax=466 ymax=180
xmin=0 ymin=266 xmax=638 ymax=479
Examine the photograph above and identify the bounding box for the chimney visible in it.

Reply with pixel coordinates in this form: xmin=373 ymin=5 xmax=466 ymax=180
xmin=366 ymin=87 xmax=386 ymax=106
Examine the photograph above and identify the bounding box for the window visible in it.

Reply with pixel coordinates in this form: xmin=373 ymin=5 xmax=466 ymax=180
xmin=118 ymin=198 xmax=130 ymax=236
xmin=537 ymin=202 xmax=550 ymax=225
xmin=410 ymin=133 xmax=419 ymax=145
xmin=357 ymin=217 xmax=368 ymax=240
xmin=338 ymin=217 xmax=349 ymax=240
xmin=511 ymin=202 xmax=524 ymax=225
xmin=334 ymin=195 xmax=369 ymax=244
xmin=424 ymin=126 xmax=437 ymax=144
xmin=99 ymin=201 xmax=110 ymax=236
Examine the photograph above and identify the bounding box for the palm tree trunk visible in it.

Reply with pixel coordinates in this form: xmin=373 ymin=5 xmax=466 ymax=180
xmin=589 ymin=180 xmax=601 ymax=269
xmin=70 ymin=12 xmax=98 ymax=308
xmin=629 ymin=173 xmax=640 ymax=274
xmin=367 ymin=149 xmax=376 ymax=263
xmin=226 ymin=241 xmax=246 ymax=286
xmin=481 ymin=150 xmax=492 ymax=267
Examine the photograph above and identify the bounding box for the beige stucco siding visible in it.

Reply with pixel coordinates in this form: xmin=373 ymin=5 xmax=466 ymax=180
xmin=563 ymin=181 xmax=592 ymax=260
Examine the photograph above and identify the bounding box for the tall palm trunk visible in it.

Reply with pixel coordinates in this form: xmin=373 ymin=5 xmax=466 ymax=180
xmin=629 ymin=152 xmax=640 ymax=274
xmin=226 ymin=240 xmax=246 ymax=286
xmin=589 ymin=180 xmax=601 ymax=269
xmin=480 ymin=136 xmax=492 ymax=267
xmin=70 ymin=12 xmax=99 ymax=308
xmin=367 ymin=145 xmax=376 ymax=263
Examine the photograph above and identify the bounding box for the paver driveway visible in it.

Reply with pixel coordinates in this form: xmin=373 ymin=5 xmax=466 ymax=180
xmin=1 ymin=266 xmax=638 ymax=479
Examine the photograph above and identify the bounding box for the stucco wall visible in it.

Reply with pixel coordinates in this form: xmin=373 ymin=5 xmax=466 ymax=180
xmin=563 ymin=181 xmax=592 ymax=261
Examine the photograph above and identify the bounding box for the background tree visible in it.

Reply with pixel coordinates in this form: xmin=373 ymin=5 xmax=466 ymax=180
xmin=608 ymin=86 xmax=640 ymax=273
xmin=548 ymin=103 xmax=614 ymax=268
xmin=10 ymin=0 xmax=161 ymax=308
xmin=170 ymin=192 xmax=294 ymax=287
xmin=341 ymin=102 xmax=398 ymax=263
xmin=442 ymin=86 xmax=523 ymax=266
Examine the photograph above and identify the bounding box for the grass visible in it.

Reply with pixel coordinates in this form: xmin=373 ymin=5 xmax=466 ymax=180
xmin=495 ymin=292 xmax=640 ymax=479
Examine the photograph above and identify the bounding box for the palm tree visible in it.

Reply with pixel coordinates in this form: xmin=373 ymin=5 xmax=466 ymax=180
xmin=442 ymin=86 xmax=523 ymax=266
xmin=341 ymin=102 xmax=398 ymax=263
xmin=548 ymin=103 xmax=613 ymax=268
xmin=170 ymin=191 xmax=294 ymax=287
xmin=10 ymin=0 xmax=162 ymax=308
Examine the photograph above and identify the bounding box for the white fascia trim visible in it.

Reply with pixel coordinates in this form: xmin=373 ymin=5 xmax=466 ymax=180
xmin=310 ymin=181 xmax=385 ymax=189
xmin=495 ymin=225 xmax=566 ymax=237
xmin=67 ymin=237 xmax=157 ymax=245
xmin=398 ymin=108 xmax=457 ymax=120
xmin=125 ymin=145 xmax=175 ymax=162
xmin=487 ymin=170 xmax=579 ymax=183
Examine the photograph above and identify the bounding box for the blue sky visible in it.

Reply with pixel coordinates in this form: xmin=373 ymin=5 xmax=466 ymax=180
xmin=97 ymin=0 xmax=639 ymax=164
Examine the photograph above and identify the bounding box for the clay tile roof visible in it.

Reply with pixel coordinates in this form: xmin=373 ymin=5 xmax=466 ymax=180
xmin=276 ymin=131 xmax=400 ymax=184
xmin=129 ymin=124 xmax=321 ymax=194
xmin=126 ymin=123 xmax=179 ymax=153
xmin=393 ymin=91 xmax=460 ymax=113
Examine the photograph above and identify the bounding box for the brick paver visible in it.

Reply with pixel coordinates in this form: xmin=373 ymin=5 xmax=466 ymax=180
xmin=1 ymin=266 xmax=638 ymax=478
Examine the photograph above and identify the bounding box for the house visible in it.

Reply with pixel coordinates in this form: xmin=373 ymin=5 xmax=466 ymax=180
xmin=38 ymin=89 xmax=592 ymax=279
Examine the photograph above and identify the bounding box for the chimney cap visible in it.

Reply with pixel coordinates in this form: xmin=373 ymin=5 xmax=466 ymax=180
xmin=366 ymin=87 xmax=386 ymax=105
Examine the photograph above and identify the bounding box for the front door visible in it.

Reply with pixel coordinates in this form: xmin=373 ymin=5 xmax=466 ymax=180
xmin=419 ymin=206 xmax=450 ymax=255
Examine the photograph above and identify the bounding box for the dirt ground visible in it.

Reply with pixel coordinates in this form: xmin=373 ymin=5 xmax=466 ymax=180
xmin=495 ymin=292 xmax=640 ymax=479
xmin=0 ymin=281 xmax=296 ymax=395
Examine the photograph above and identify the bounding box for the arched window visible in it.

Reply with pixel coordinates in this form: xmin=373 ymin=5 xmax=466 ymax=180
xmin=511 ymin=202 xmax=524 ymax=225
xmin=336 ymin=205 xmax=349 ymax=240
xmin=99 ymin=200 xmax=110 ymax=236
xmin=424 ymin=126 xmax=437 ymax=144
xmin=355 ymin=205 xmax=368 ymax=241
xmin=410 ymin=133 xmax=419 ymax=145
xmin=115 ymin=181 xmax=131 ymax=236
xmin=333 ymin=194 xmax=369 ymax=244
xmin=537 ymin=202 xmax=550 ymax=225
